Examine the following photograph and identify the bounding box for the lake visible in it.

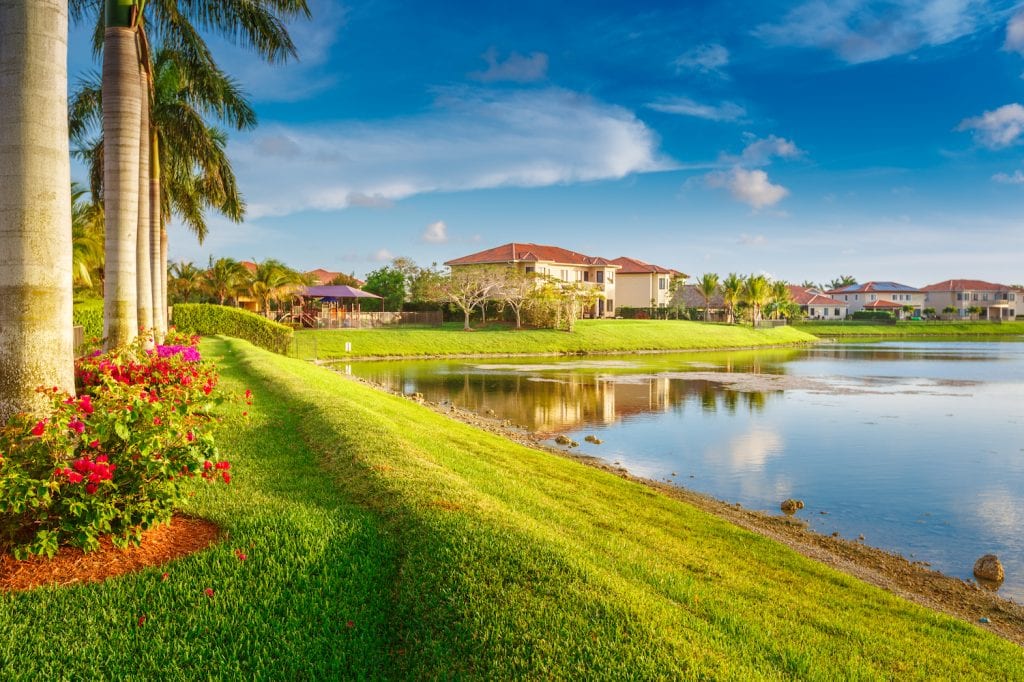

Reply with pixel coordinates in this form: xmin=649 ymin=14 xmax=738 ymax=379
xmin=346 ymin=340 xmax=1024 ymax=600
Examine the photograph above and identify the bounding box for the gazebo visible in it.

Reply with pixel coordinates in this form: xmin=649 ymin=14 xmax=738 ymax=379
xmin=292 ymin=285 xmax=383 ymax=327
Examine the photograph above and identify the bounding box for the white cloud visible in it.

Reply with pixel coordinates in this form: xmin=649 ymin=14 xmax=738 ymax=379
xmin=673 ymin=43 xmax=730 ymax=77
xmin=421 ymin=220 xmax=448 ymax=243
xmin=754 ymin=0 xmax=992 ymax=64
xmin=957 ymin=103 xmax=1024 ymax=148
xmin=737 ymin=135 xmax=804 ymax=166
xmin=993 ymin=170 xmax=1024 ymax=184
xmin=646 ymin=97 xmax=745 ymax=122
xmin=372 ymin=248 xmax=394 ymax=262
xmin=706 ymin=168 xmax=789 ymax=209
xmin=737 ymin=233 xmax=767 ymax=245
xmin=471 ymin=47 xmax=548 ymax=83
xmin=233 ymin=87 xmax=675 ymax=218
xmin=1005 ymin=9 xmax=1024 ymax=53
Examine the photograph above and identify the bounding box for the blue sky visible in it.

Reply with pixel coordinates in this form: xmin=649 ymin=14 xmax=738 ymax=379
xmin=69 ymin=0 xmax=1024 ymax=286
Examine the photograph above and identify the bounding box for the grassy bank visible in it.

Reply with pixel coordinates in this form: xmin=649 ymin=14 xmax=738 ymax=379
xmin=292 ymin=319 xmax=817 ymax=360
xmin=793 ymin=320 xmax=1024 ymax=337
xmin=5 ymin=337 xmax=1019 ymax=677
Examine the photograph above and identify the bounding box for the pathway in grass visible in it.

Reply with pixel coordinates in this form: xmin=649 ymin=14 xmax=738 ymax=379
xmin=3 ymin=337 xmax=1022 ymax=678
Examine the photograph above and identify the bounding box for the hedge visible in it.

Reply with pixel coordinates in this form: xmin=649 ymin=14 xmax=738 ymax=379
xmin=72 ymin=299 xmax=103 ymax=340
xmin=851 ymin=310 xmax=896 ymax=321
xmin=171 ymin=304 xmax=293 ymax=354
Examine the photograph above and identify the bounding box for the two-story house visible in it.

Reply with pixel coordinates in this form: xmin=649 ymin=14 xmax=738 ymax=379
xmin=826 ymin=281 xmax=924 ymax=318
xmin=786 ymin=285 xmax=848 ymax=320
xmin=919 ymin=279 xmax=1024 ymax=320
xmin=444 ymin=243 xmax=620 ymax=318
xmin=608 ymin=257 xmax=686 ymax=309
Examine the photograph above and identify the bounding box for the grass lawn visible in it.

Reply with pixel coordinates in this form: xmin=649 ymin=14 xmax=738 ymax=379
xmin=4 ymin=336 xmax=1020 ymax=677
xmin=793 ymin=320 xmax=1024 ymax=336
xmin=292 ymin=319 xmax=817 ymax=360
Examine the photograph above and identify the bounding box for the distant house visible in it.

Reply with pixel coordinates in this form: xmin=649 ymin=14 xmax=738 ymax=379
xmin=609 ymin=257 xmax=686 ymax=309
xmin=919 ymin=279 xmax=1024 ymax=320
xmin=445 ymin=242 xmax=620 ymax=317
xmin=826 ymin=281 xmax=924 ymax=318
xmin=786 ymin=285 xmax=848 ymax=320
xmin=306 ymin=268 xmax=364 ymax=287
xmin=236 ymin=261 xmax=259 ymax=312
xmin=671 ymin=284 xmax=726 ymax=321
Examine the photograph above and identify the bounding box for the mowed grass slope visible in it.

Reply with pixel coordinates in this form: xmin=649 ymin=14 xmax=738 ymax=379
xmin=793 ymin=320 xmax=1024 ymax=336
xmin=294 ymin=319 xmax=816 ymax=360
xmin=3 ymin=337 xmax=1021 ymax=678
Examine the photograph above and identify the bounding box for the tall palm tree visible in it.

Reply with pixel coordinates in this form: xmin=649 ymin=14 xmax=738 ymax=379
xmin=743 ymin=274 xmax=771 ymax=327
xmin=69 ymin=0 xmax=310 ymax=346
xmin=168 ymin=261 xmax=204 ymax=303
xmin=720 ymin=273 xmax=744 ymax=325
xmin=204 ymin=257 xmax=248 ymax=306
xmin=696 ymin=273 xmax=720 ymax=322
xmin=768 ymin=280 xmax=791 ymax=320
xmin=0 ymin=0 xmax=75 ymax=420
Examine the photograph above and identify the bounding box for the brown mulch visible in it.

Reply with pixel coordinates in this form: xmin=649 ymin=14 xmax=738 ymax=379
xmin=0 ymin=515 xmax=220 ymax=592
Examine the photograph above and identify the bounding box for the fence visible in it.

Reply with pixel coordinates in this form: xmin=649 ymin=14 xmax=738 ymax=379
xmin=306 ymin=310 xmax=443 ymax=329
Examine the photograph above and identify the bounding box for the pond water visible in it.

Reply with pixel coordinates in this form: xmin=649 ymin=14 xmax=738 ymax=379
xmin=347 ymin=341 xmax=1024 ymax=600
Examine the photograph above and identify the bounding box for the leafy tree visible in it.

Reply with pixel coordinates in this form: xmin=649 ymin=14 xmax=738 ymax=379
xmin=407 ymin=263 xmax=447 ymax=305
xmin=743 ymin=274 xmax=771 ymax=326
xmin=721 ymin=273 xmax=744 ymax=324
xmin=71 ymin=182 xmax=105 ymax=291
xmin=767 ymin=280 xmax=791 ymax=320
xmin=363 ymin=266 xmax=406 ymax=311
xmin=328 ymin=272 xmax=363 ymax=287
xmin=203 ymin=257 xmax=247 ymax=306
xmin=440 ymin=267 xmax=499 ymax=330
xmin=493 ymin=268 xmax=538 ymax=329
xmin=168 ymin=261 xmax=204 ymax=303
xmin=696 ymin=273 xmax=720 ymax=321
xmin=923 ymin=307 xmax=936 ymax=319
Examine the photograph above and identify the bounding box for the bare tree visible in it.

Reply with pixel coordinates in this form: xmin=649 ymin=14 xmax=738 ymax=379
xmin=441 ymin=266 xmax=499 ymax=330
xmin=493 ymin=268 xmax=537 ymax=329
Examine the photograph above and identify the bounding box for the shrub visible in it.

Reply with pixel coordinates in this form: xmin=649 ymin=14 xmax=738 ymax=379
xmin=0 ymin=332 xmax=238 ymax=558
xmin=172 ymin=303 xmax=293 ymax=354
xmin=73 ymin=299 xmax=103 ymax=340
xmin=851 ymin=310 xmax=894 ymax=321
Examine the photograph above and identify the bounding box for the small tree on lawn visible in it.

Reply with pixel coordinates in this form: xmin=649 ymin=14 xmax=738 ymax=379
xmin=696 ymin=273 xmax=719 ymax=321
xmin=441 ymin=266 xmax=498 ymax=330
xmin=923 ymin=307 xmax=936 ymax=320
xmin=494 ymin=268 xmax=537 ymax=329
xmin=942 ymin=305 xmax=957 ymax=319
xmin=901 ymin=304 xmax=914 ymax=319
xmin=559 ymin=282 xmax=602 ymax=332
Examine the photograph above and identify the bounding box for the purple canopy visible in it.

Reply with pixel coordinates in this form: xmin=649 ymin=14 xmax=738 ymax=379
xmin=299 ymin=285 xmax=382 ymax=300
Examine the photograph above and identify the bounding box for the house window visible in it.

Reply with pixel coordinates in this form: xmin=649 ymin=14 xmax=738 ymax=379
xmin=973 ymin=293 xmax=978 ymax=301
xmin=1011 ymin=294 xmax=1017 ymax=301
xmin=810 ymin=308 xmax=816 ymax=316
xmin=583 ymin=271 xmax=590 ymax=282
xmin=870 ymin=294 xmax=876 ymax=301
xmin=525 ymin=266 xmax=535 ymax=274
xmin=596 ymin=271 xmax=604 ymax=284
xmin=983 ymin=293 xmax=989 ymax=301
xmin=844 ymin=295 xmax=848 ymax=301
xmin=957 ymin=293 xmax=963 ymax=301
xmin=659 ymin=277 xmax=667 ymax=290
xmin=892 ymin=294 xmax=897 ymax=301
xmin=607 ymin=299 xmax=613 ymax=312
xmin=854 ymin=294 xmax=859 ymax=301
xmin=822 ymin=308 xmax=828 ymax=316
xmin=834 ymin=308 xmax=841 ymax=316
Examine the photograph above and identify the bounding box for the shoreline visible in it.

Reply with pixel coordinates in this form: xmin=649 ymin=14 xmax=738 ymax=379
xmin=350 ymin=371 xmax=1024 ymax=646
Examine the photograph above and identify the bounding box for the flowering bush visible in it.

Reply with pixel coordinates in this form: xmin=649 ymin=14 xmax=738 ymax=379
xmin=0 ymin=331 xmax=239 ymax=558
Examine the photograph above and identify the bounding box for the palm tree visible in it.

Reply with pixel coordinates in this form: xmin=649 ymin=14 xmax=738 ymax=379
xmin=743 ymin=274 xmax=771 ymax=326
xmin=720 ymin=273 xmax=744 ymax=324
xmin=247 ymin=259 xmax=300 ymax=317
xmin=0 ymin=0 xmax=75 ymax=420
xmin=168 ymin=261 xmax=204 ymax=303
xmin=696 ymin=273 xmax=719 ymax=321
xmin=768 ymin=280 xmax=791 ymax=320
xmin=69 ymin=0 xmax=310 ymax=346
xmin=204 ymin=257 xmax=248 ymax=306
xmin=71 ymin=183 xmax=105 ymax=291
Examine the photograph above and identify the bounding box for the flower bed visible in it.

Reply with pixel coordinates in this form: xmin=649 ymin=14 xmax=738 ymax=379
xmin=0 ymin=330 xmax=239 ymax=558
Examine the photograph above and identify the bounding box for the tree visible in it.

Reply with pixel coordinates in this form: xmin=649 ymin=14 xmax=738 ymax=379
xmin=558 ymin=282 xmax=602 ymax=332
xmin=721 ymin=273 xmax=744 ymax=324
xmin=203 ymin=257 xmax=247 ymax=306
xmin=168 ymin=261 xmax=204 ymax=303
xmin=71 ymin=182 xmax=105 ymax=291
xmin=767 ymin=280 xmax=791 ymax=320
xmin=329 ymin=272 xmax=362 ymax=287
xmin=0 ymin=0 xmax=75 ymax=421
xmin=441 ymin=267 xmax=498 ymax=330
xmin=247 ymin=259 xmax=305 ymax=317
xmin=363 ymin=266 xmax=406 ymax=311
xmin=901 ymin=305 xmax=914 ymax=319
xmin=923 ymin=307 xmax=936 ymax=319
xmin=743 ymin=274 xmax=771 ymax=326
xmin=493 ymin=268 xmax=537 ymax=329
xmin=828 ymin=275 xmax=857 ymax=290
xmin=696 ymin=273 xmax=720 ymax=321
xmin=407 ymin=263 xmax=447 ymax=306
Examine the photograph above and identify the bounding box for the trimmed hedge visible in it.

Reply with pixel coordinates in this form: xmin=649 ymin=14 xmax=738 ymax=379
xmin=172 ymin=303 xmax=293 ymax=354
xmin=851 ymin=310 xmax=896 ymax=321
xmin=72 ymin=299 xmax=103 ymax=340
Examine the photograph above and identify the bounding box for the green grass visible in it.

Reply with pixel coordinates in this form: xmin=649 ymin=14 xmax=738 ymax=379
xmin=5 ymin=336 xmax=1019 ymax=677
xmin=292 ymin=319 xmax=817 ymax=360
xmin=793 ymin=320 xmax=1024 ymax=336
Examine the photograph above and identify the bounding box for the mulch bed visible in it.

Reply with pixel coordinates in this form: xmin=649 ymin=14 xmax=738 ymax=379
xmin=0 ymin=515 xmax=220 ymax=592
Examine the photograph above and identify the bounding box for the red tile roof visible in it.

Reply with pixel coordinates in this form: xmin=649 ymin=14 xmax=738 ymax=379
xmin=240 ymin=260 xmax=258 ymax=274
xmin=919 ymin=279 xmax=1019 ymax=292
xmin=786 ymin=285 xmax=845 ymax=307
xmin=305 ymin=268 xmax=366 ymax=286
xmin=863 ymin=299 xmax=904 ymax=308
xmin=610 ymin=256 xmax=685 ymax=277
xmin=445 ymin=243 xmax=617 ymax=267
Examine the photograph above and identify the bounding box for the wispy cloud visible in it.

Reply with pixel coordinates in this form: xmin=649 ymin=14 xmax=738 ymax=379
xmin=754 ymin=0 xmax=993 ymax=64
xmin=957 ymin=103 xmax=1024 ymax=148
xmin=646 ymin=97 xmax=746 ymax=122
xmin=233 ymin=87 xmax=675 ymax=218
xmin=1004 ymin=9 xmax=1024 ymax=53
xmin=471 ymin=47 xmax=549 ymax=83
xmin=372 ymin=248 xmax=394 ymax=262
xmin=421 ymin=220 xmax=448 ymax=243
xmin=734 ymin=134 xmax=804 ymax=166
xmin=737 ymin=233 xmax=767 ymax=246
xmin=673 ymin=43 xmax=730 ymax=78
xmin=992 ymin=170 xmax=1024 ymax=184
xmin=706 ymin=168 xmax=789 ymax=209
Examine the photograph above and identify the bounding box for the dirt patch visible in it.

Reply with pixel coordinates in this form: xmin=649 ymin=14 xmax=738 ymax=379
xmin=356 ymin=374 xmax=1024 ymax=646
xmin=0 ymin=515 xmax=221 ymax=592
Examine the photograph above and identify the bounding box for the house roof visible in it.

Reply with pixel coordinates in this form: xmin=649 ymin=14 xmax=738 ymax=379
xmin=306 ymin=268 xmax=364 ymax=287
xmin=610 ymin=256 xmax=686 ymax=277
xmin=445 ymin=242 xmax=618 ymax=268
xmin=299 ymin=285 xmax=381 ymax=299
xmin=863 ymin=299 xmax=904 ymax=308
xmin=828 ymin=281 xmax=920 ymax=295
xmin=918 ymin=279 xmax=1018 ymax=292
xmin=786 ymin=285 xmax=845 ymax=307
xmin=240 ymin=260 xmax=258 ymax=274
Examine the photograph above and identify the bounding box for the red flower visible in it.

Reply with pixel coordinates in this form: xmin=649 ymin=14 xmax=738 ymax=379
xmin=68 ymin=419 xmax=85 ymax=434
xmin=153 ymin=417 xmax=162 ymax=426
xmin=215 ymin=461 xmax=230 ymax=470
xmin=346 ymin=620 xmax=354 ymax=628
xmin=30 ymin=420 xmax=46 ymax=436
xmin=85 ymin=483 xmax=98 ymax=494
xmin=235 ymin=549 xmax=247 ymax=561
xmin=161 ymin=572 xmax=169 ymax=581
xmin=186 ymin=431 xmax=194 ymax=442
xmin=203 ymin=460 xmax=213 ymax=471
xmin=67 ymin=472 xmax=83 ymax=484
xmin=137 ymin=615 xmax=147 ymax=627
xmin=221 ymin=472 xmax=231 ymax=484
xmin=78 ymin=395 xmax=94 ymax=414
xmin=204 ymin=588 xmax=215 ymax=598
xmin=89 ymin=439 xmax=100 ymax=448
xmin=244 ymin=389 xmax=252 ymax=399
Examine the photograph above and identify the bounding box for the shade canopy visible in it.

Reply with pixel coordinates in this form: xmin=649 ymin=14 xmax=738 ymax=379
xmin=299 ymin=285 xmax=382 ymax=300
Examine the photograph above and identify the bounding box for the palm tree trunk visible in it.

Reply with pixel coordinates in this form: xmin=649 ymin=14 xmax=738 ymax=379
xmin=0 ymin=0 xmax=75 ymax=421
xmin=102 ymin=11 xmax=142 ymax=348
xmin=159 ymin=225 xmax=168 ymax=329
xmin=150 ymin=131 xmax=165 ymax=340
xmin=135 ymin=62 xmax=154 ymax=346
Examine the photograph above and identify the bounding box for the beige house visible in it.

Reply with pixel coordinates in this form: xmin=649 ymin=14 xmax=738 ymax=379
xmin=445 ymin=242 xmax=620 ymax=317
xmin=609 ymin=257 xmax=686 ymax=309
xmin=786 ymin=285 xmax=848 ymax=319
xmin=826 ymin=281 xmax=924 ymax=318
xmin=919 ymin=279 xmax=1023 ymax=320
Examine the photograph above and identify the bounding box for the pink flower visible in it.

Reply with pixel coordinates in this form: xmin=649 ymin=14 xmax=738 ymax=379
xmin=78 ymin=395 xmax=94 ymax=414
xmin=89 ymin=439 xmax=100 ymax=448
xmin=186 ymin=431 xmax=195 ymax=442
xmin=67 ymin=472 xmax=83 ymax=484
xmin=30 ymin=420 xmax=46 ymax=436
xmin=204 ymin=588 xmax=215 ymax=598
xmin=221 ymin=472 xmax=231 ymax=484
xmin=137 ymin=615 xmax=147 ymax=627
xmin=68 ymin=419 xmax=85 ymax=434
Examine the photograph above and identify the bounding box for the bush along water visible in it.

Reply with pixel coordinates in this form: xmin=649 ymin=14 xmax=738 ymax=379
xmin=0 ymin=330 xmax=241 ymax=558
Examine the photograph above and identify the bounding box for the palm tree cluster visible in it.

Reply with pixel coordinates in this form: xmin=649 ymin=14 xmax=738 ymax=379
xmin=693 ymin=273 xmax=798 ymax=325
xmin=169 ymin=258 xmax=313 ymax=318
xmin=67 ymin=0 xmax=309 ymax=348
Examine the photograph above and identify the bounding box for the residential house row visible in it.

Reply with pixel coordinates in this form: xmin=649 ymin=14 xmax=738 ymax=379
xmin=826 ymin=280 xmax=1023 ymax=320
